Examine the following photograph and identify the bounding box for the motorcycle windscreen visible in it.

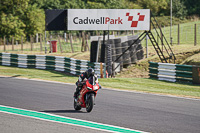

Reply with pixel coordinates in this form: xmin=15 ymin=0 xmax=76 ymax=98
xmin=88 ymin=76 xmax=96 ymax=85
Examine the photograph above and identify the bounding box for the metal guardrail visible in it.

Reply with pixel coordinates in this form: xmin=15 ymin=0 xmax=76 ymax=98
xmin=149 ymin=62 xmax=200 ymax=84
xmin=0 ymin=53 xmax=106 ymax=78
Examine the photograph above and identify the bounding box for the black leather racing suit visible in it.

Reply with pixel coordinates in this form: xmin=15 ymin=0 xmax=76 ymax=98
xmin=74 ymin=72 xmax=89 ymax=97
xmin=74 ymin=72 xmax=101 ymax=97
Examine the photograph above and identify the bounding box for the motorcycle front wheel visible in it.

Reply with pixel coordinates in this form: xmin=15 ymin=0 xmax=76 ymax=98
xmin=86 ymin=94 xmax=94 ymax=112
xmin=74 ymin=99 xmax=81 ymax=111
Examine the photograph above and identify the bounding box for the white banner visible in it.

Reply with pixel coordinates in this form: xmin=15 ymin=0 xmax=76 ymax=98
xmin=68 ymin=9 xmax=150 ymax=31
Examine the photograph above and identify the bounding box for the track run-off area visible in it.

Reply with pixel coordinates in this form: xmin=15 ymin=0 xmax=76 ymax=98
xmin=0 ymin=76 xmax=200 ymax=133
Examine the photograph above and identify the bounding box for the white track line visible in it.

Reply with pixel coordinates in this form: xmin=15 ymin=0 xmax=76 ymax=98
xmin=0 ymin=104 xmax=148 ymax=133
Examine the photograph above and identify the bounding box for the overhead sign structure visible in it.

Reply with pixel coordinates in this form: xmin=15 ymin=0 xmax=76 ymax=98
xmin=68 ymin=9 xmax=150 ymax=31
xmin=45 ymin=9 xmax=67 ymax=31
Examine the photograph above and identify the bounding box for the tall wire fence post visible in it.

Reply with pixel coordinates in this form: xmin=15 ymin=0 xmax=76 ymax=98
xmin=4 ymin=36 xmax=6 ymax=51
xmin=21 ymin=36 xmax=23 ymax=51
xmin=44 ymin=31 xmax=47 ymax=54
xmin=194 ymin=24 xmax=197 ymax=46
xmin=58 ymin=35 xmax=63 ymax=53
xmin=30 ymin=35 xmax=33 ymax=51
xmin=178 ymin=24 xmax=180 ymax=45
xmin=81 ymin=32 xmax=85 ymax=52
xmin=70 ymin=34 xmax=74 ymax=53
xmin=40 ymin=34 xmax=43 ymax=52
xmin=86 ymin=34 xmax=90 ymax=51
xmin=50 ymin=35 xmax=52 ymax=53
xmin=12 ymin=36 xmax=14 ymax=51
xmin=36 ymin=33 xmax=38 ymax=43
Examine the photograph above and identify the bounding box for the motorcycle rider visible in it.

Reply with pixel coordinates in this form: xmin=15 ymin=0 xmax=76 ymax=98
xmin=74 ymin=68 xmax=101 ymax=99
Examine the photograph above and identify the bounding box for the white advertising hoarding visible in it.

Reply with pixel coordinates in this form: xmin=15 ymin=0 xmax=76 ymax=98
xmin=68 ymin=9 xmax=150 ymax=31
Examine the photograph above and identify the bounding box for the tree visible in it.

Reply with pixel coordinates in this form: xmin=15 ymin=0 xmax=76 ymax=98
xmin=182 ymin=0 xmax=200 ymax=16
xmin=0 ymin=0 xmax=45 ymax=39
xmin=172 ymin=0 xmax=187 ymax=19
xmin=136 ymin=0 xmax=168 ymax=15
xmin=0 ymin=0 xmax=29 ymax=14
xmin=105 ymin=0 xmax=127 ymax=9
xmin=29 ymin=0 xmax=45 ymax=8
xmin=0 ymin=0 xmax=29 ymax=39
xmin=24 ymin=4 xmax=45 ymax=36
xmin=86 ymin=0 xmax=126 ymax=9
xmin=0 ymin=13 xmax=25 ymax=39
xmin=41 ymin=0 xmax=61 ymax=9
xmin=60 ymin=0 xmax=86 ymax=9
xmin=124 ymin=0 xmax=142 ymax=9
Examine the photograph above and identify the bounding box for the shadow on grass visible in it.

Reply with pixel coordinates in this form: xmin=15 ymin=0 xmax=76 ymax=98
xmin=1 ymin=65 xmax=78 ymax=78
xmin=48 ymin=70 xmax=78 ymax=78
xmin=12 ymin=75 xmax=21 ymax=77
xmin=149 ymin=78 xmax=200 ymax=87
xmin=0 ymin=75 xmax=21 ymax=78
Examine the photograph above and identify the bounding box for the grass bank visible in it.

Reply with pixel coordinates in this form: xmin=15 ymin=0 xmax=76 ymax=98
xmin=182 ymin=53 xmax=200 ymax=66
xmin=0 ymin=65 xmax=199 ymax=99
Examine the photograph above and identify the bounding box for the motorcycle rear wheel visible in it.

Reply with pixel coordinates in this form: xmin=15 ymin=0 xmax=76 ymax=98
xmin=74 ymin=99 xmax=81 ymax=111
xmin=86 ymin=94 xmax=94 ymax=112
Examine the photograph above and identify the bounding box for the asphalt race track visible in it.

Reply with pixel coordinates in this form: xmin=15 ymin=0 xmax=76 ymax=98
xmin=0 ymin=77 xmax=200 ymax=133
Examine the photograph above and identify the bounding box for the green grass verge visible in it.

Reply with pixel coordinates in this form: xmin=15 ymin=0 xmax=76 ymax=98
xmin=100 ymin=78 xmax=200 ymax=98
xmin=0 ymin=65 xmax=200 ymax=98
xmin=0 ymin=65 xmax=77 ymax=83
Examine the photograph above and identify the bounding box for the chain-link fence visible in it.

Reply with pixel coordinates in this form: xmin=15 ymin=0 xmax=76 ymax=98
xmin=153 ymin=22 xmax=200 ymax=45
xmin=0 ymin=31 xmax=137 ymax=54
xmin=0 ymin=32 xmax=91 ymax=53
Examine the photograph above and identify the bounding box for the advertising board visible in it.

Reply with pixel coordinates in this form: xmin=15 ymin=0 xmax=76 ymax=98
xmin=68 ymin=9 xmax=150 ymax=30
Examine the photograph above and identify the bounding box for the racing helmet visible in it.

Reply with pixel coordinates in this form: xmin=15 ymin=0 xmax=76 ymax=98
xmin=87 ymin=68 xmax=94 ymax=78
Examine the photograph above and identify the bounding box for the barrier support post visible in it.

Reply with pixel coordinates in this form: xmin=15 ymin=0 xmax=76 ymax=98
xmin=192 ymin=66 xmax=200 ymax=84
xmin=12 ymin=36 xmax=14 ymax=51
xmin=21 ymin=36 xmax=23 ymax=51
xmin=100 ymin=62 xmax=103 ymax=78
xmin=4 ymin=36 xmax=6 ymax=51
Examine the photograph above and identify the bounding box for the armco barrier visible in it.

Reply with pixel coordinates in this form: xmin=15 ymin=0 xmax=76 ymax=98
xmin=149 ymin=62 xmax=200 ymax=84
xmin=0 ymin=53 xmax=106 ymax=78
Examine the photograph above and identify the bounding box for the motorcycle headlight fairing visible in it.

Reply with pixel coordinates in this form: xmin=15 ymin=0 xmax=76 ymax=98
xmin=94 ymin=86 xmax=99 ymax=90
xmin=87 ymin=87 xmax=92 ymax=90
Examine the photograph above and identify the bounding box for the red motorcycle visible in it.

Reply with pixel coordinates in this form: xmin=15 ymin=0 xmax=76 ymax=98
xmin=74 ymin=76 xmax=100 ymax=112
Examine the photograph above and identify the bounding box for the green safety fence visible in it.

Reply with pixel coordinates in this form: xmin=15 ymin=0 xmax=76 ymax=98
xmin=0 ymin=53 xmax=106 ymax=78
xmin=149 ymin=62 xmax=200 ymax=84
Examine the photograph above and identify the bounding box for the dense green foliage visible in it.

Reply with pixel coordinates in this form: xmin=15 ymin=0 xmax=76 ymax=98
xmin=0 ymin=0 xmax=44 ymax=40
xmin=0 ymin=0 xmax=199 ymax=40
xmin=172 ymin=0 xmax=187 ymax=19
xmin=182 ymin=0 xmax=200 ymax=16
